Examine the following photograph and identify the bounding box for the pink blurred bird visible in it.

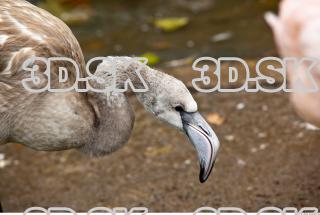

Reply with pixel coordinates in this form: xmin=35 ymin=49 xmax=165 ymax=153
xmin=265 ymin=0 xmax=320 ymax=127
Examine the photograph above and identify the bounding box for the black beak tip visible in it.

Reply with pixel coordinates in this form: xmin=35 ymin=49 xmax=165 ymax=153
xmin=199 ymin=175 xmax=207 ymax=183
xmin=199 ymin=160 xmax=216 ymax=183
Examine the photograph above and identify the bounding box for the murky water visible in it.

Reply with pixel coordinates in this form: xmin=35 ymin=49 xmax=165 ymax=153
xmin=63 ymin=0 xmax=279 ymax=61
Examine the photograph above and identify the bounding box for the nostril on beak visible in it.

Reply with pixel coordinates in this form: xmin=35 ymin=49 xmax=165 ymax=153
xmin=175 ymin=105 xmax=184 ymax=112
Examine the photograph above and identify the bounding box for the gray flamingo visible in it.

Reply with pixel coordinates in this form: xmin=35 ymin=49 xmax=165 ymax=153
xmin=0 ymin=0 xmax=220 ymax=183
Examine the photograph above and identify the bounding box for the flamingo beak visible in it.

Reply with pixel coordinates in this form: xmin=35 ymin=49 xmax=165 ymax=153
xmin=180 ymin=111 xmax=220 ymax=183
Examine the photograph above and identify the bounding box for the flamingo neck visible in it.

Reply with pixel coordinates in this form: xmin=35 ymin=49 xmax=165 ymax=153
xmin=89 ymin=57 xmax=156 ymax=94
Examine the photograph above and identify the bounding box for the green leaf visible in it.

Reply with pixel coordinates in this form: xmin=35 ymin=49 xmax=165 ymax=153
xmin=140 ymin=52 xmax=160 ymax=66
xmin=154 ymin=17 xmax=189 ymax=32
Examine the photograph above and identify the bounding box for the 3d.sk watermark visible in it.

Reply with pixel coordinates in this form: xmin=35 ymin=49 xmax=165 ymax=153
xmin=20 ymin=56 xmax=320 ymax=93
xmin=22 ymin=206 xmax=320 ymax=215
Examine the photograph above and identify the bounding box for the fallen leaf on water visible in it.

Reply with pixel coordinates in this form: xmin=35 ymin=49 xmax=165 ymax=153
xmin=206 ymin=113 xmax=225 ymax=126
xmin=164 ymin=56 xmax=195 ymax=67
xmin=154 ymin=17 xmax=189 ymax=32
xmin=211 ymin=31 xmax=233 ymax=42
xmin=140 ymin=52 xmax=160 ymax=66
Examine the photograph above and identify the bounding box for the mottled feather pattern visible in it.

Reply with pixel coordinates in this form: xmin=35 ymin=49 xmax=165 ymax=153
xmin=0 ymin=0 xmax=87 ymax=111
xmin=0 ymin=0 xmax=92 ymax=147
xmin=0 ymin=0 xmax=198 ymax=157
xmin=0 ymin=0 xmax=86 ymax=83
xmin=0 ymin=0 xmax=138 ymax=153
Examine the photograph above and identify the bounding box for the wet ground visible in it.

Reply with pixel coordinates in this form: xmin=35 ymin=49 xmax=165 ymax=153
xmin=1 ymin=63 xmax=320 ymax=211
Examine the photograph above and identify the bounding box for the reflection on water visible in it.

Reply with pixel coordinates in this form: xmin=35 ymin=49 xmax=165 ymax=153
xmin=36 ymin=0 xmax=279 ymax=62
